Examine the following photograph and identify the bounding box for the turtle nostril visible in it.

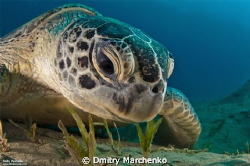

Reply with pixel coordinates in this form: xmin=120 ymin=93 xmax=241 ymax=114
xmin=151 ymin=79 xmax=165 ymax=94
xmin=152 ymin=87 xmax=159 ymax=93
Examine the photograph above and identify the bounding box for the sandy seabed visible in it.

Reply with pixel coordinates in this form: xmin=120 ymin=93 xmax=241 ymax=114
xmin=1 ymin=119 xmax=249 ymax=166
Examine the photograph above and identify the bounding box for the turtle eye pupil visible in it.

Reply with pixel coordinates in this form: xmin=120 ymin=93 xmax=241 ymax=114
xmin=97 ymin=50 xmax=114 ymax=75
xmin=100 ymin=59 xmax=114 ymax=74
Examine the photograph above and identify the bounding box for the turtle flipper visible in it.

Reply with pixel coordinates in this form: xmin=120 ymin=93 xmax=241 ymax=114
xmin=0 ymin=64 xmax=10 ymax=103
xmin=154 ymin=87 xmax=201 ymax=148
xmin=0 ymin=64 xmax=10 ymax=130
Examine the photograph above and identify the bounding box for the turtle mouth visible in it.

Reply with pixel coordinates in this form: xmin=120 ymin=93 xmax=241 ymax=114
xmin=111 ymin=84 xmax=148 ymax=114
xmin=107 ymin=83 xmax=164 ymax=122
xmin=103 ymin=107 xmax=134 ymax=123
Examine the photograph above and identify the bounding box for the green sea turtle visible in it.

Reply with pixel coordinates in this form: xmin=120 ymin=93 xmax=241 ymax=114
xmin=0 ymin=4 xmax=201 ymax=148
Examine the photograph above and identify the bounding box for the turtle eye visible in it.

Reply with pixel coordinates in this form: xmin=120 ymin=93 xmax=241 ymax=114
xmin=96 ymin=50 xmax=114 ymax=75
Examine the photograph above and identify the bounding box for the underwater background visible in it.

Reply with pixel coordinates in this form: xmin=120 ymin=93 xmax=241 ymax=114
xmin=0 ymin=0 xmax=250 ymax=161
xmin=1 ymin=0 xmax=250 ymax=103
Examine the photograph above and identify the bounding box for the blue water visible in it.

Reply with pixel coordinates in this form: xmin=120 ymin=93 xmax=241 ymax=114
xmin=1 ymin=0 xmax=250 ymax=102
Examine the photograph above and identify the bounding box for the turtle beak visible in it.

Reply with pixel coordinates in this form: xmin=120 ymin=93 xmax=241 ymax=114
xmin=110 ymin=79 xmax=166 ymax=123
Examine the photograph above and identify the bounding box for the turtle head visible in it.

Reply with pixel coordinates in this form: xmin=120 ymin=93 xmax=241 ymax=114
xmin=54 ymin=17 xmax=174 ymax=122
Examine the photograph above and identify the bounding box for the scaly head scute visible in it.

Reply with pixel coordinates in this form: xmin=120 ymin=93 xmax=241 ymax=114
xmin=54 ymin=16 xmax=172 ymax=122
